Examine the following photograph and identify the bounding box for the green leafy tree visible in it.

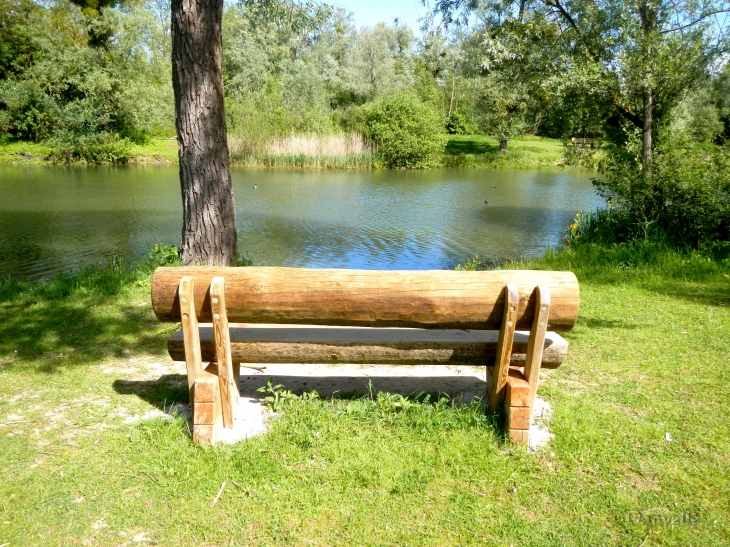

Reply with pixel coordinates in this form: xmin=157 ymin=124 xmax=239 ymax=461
xmin=431 ymin=0 xmax=730 ymax=164
xmin=363 ymin=94 xmax=444 ymax=168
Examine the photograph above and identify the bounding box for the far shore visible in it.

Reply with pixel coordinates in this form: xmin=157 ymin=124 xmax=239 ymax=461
xmin=0 ymin=135 xmax=594 ymax=170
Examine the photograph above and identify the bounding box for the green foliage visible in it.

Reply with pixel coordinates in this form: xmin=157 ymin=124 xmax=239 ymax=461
xmin=454 ymin=255 xmax=483 ymax=270
xmin=146 ymin=244 xmax=181 ymax=268
xmin=235 ymin=252 xmax=254 ymax=266
xmin=671 ymin=87 xmax=724 ymax=144
xmin=0 ymin=0 xmax=174 ymax=155
xmin=445 ymin=111 xmax=470 ymax=134
xmin=49 ymin=132 xmax=132 ymax=163
xmin=363 ymin=94 xmax=445 ymax=168
xmin=561 ymin=142 xmax=606 ymax=169
xmin=47 ymin=100 xmax=134 ymax=163
xmin=257 ymin=381 xmax=306 ymax=412
xmin=586 ymin=141 xmax=730 ymax=253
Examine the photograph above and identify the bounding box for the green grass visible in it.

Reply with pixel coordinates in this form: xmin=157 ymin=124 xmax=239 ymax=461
xmin=127 ymin=138 xmax=179 ymax=163
xmin=0 ymin=139 xmax=178 ymax=166
xmin=1 ymin=242 xmax=729 ymax=545
xmin=442 ymin=135 xmax=568 ymax=168
xmin=0 ymin=141 xmax=53 ymax=165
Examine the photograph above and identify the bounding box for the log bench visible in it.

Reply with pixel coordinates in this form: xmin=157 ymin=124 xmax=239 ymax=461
xmin=151 ymin=267 xmax=580 ymax=446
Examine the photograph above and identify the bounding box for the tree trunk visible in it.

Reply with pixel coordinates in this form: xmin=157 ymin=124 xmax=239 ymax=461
xmin=642 ymin=86 xmax=653 ymax=165
xmin=448 ymin=73 xmax=456 ymax=119
xmin=499 ymin=138 xmax=508 ymax=154
xmin=171 ymin=0 xmax=238 ymax=266
xmin=639 ymin=2 xmax=656 ymax=167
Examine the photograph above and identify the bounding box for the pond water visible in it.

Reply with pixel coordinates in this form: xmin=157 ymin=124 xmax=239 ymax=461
xmin=0 ymin=165 xmax=602 ymax=281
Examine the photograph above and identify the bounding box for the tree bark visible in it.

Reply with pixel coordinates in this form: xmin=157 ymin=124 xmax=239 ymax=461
xmin=642 ymin=85 xmax=653 ymax=165
xmin=171 ymin=0 xmax=238 ymax=266
xmin=499 ymin=138 xmax=508 ymax=154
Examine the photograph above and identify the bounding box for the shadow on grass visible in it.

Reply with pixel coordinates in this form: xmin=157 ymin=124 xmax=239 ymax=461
xmin=113 ymin=372 xmax=489 ymax=407
xmin=579 ymin=317 xmax=639 ymax=329
xmin=113 ymin=372 xmax=505 ymax=442
xmin=444 ymin=137 xmax=498 ymax=157
xmin=0 ymin=264 xmax=169 ymax=373
xmin=113 ymin=374 xmax=189 ymax=408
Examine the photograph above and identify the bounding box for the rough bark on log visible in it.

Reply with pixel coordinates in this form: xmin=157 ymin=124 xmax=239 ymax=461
xmin=152 ymin=267 xmax=580 ymax=331
xmin=167 ymin=325 xmax=569 ymax=368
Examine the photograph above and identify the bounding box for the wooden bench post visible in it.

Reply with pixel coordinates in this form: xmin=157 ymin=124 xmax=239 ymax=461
xmin=489 ymin=284 xmax=519 ymax=412
xmin=178 ymin=276 xmax=203 ymax=393
xmin=192 ymin=369 xmax=223 ymax=445
xmin=507 ymin=284 xmax=551 ymax=445
xmin=523 ymin=284 xmax=550 ymax=416
xmin=210 ymin=277 xmax=238 ymax=429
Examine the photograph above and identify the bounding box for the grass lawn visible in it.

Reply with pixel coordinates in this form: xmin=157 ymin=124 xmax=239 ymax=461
xmin=442 ymin=135 xmax=567 ymax=168
xmin=0 ymin=244 xmax=728 ymax=545
xmin=0 ymin=141 xmax=54 ymax=165
xmin=128 ymin=138 xmax=178 ymax=163
xmin=0 ymin=139 xmax=178 ymax=166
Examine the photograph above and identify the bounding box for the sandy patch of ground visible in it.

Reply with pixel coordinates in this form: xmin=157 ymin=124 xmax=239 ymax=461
xmin=3 ymin=355 xmax=556 ymax=450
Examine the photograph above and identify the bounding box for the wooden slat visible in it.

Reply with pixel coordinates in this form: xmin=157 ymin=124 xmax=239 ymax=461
xmin=167 ymin=325 xmax=569 ymax=367
xmin=210 ymin=277 xmax=237 ymax=429
xmin=523 ymin=285 xmax=550 ymax=417
xmin=179 ymin=276 xmax=203 ymax=392
xmin=489 ymin=284 xmax=519 ymax=412
xmin=152 ymin=267 xmax=580 ymax=331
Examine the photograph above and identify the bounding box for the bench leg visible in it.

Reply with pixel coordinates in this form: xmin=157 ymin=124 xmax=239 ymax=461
xmin=489 ymin=284 xmax=519 ymax=412
xmin=210 ymin=277 xmax=238 ymax=429
xmin=510 ymin=284 xmax=550 ymax=447
xmin=192 ymin=366 xmax=223 ymax=445
xmin=505 ymin=369 xmax=530 ymax=446
xmin=179 ymin=276 xmax=203 ymax=395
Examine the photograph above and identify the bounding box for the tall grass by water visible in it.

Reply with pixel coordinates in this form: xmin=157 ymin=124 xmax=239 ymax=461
xmin=229 ymin=132 xmax=376 ymax=169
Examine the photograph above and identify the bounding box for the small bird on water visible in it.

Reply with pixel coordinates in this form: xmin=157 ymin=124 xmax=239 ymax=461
xmin=492 ymin=185 xmax=497 ymax=188
xmin=484 ymin=200 xmax=489 ymax=204
xmin=253 ymin=185 xmax=258 ymax=189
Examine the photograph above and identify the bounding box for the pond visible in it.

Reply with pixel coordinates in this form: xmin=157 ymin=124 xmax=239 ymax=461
xmin=0 ymin=165 xmax=603 ymax=281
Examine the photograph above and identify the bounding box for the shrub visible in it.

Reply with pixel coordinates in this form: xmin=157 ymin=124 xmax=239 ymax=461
xmin=445 ymin=111 xmax=470 ymax=135
xmin=49 ymin=131 xmax=132 ymax=164
xmin=585 ymin=141 xmax=730 ymax=254
xmin=363 ymin=95 xmax=444 ymax=168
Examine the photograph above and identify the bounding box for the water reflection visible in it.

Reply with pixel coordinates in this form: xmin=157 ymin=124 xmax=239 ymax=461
xmin=1 ymin=165 xmax=602 ymax=280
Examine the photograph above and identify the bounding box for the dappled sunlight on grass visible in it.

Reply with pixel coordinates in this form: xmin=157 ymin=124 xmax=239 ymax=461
xmin=0 ymin=264 xmax=169 ymax=373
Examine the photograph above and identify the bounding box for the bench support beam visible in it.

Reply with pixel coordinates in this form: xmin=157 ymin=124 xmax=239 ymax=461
xmin=210 ymin=276 xmax=239 ymax=429
xmin=179 ymin=276 xmax=203 ymax=393
xmin=523 ymin=285 xmax=550 ymax=421
xmin=489 ymin=284 xmax=519 ymax=412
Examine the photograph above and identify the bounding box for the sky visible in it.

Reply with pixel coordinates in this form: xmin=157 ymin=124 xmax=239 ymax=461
xmin=330 ymin=0 xmax=428 ymax=31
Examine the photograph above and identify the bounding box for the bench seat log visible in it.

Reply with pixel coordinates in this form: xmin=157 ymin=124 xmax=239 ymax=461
xmin=167 ymin=325 xmax=569 ymax=367
xmin=152 ymin=267 xmax=579 ymax=331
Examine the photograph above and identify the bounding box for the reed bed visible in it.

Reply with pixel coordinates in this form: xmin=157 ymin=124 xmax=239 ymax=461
xmin=229 ymin=132 xmax=376 ymax=169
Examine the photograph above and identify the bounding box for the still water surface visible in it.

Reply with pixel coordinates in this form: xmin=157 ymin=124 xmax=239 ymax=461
xmin=0 ymin=165 xmax=602 ymax=280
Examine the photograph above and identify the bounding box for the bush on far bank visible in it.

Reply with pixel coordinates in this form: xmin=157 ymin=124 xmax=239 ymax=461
xmin=363 ymin=94 xmax=445 ymax=168
xmin=566 ymin=139 xmax=730 ymax=256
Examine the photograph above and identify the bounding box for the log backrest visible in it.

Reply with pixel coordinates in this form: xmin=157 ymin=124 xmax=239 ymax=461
xmin=151 ymin=267 xmax=579 ymax=332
